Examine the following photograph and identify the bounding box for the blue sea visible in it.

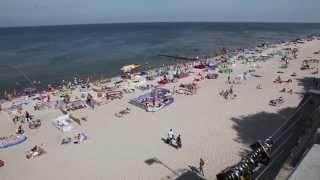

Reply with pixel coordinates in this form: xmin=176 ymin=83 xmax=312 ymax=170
xmin=1 ymin=22 xmax=320 ymax=92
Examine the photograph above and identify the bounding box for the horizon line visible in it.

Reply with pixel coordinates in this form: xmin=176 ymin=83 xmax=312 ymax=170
xmin=1 ymin=20 xmax=320 ymax=29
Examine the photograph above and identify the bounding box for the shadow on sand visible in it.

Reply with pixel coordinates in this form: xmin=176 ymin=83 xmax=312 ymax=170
xmin=144 ymin=157 xmax=206 ymax=180
xmin=161 ymin=137 xmax=179 ymax=149
xmin=230 ymin=77 xmax=319 ymax=156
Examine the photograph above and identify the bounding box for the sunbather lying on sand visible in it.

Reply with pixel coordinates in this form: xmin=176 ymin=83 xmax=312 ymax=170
xmin=61 ymin=137 xmax=72 ymax=145
xmin=273 ymin=78 xmax=292 ymax=84
xmin=291 ymin=72 xmax=297 ymax=77
xmin=115 ymin=108 xmax=131 ymax=118
xmin=269 ymin=97 xmax=285 ymax=106
xmin=176 ymin=88 xmax=193 ymax=95
xmin=29 ymin=119 xmax=41 ymax=129
xmin=26 ymin=145 xmax=46 ymax=159
xmin=61 ymin=132 xmax=88 ymax=145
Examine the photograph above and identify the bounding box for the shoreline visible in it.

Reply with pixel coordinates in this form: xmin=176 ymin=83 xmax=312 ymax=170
xmin=1 ymin=33 xmax=318 ymax=98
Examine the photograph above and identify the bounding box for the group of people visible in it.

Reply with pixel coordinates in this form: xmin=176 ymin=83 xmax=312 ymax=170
xmin=13 ymin=110 xmax=32 ymax=124
xmin=14 ymin=111 xmax=36 ymax=134
xmin=165 ymin=129 xmax=182 ymax=149
xmin=164 ymin=129 xmax=206 ymax=176
xmin=220 ymin=86 xmax=236 ymax=100
xmin=61 ymin=132 xmax=88 ymax=145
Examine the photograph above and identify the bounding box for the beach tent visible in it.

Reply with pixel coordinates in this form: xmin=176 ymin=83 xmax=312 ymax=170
xmin=129 ymin=88 xmax=174 ymax=112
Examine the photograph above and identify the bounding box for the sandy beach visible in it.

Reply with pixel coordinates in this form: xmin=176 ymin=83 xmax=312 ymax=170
xmin=1 ymin=37 xmax=320 ymax=180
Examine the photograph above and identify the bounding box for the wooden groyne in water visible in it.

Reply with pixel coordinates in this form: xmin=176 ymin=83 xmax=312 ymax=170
xmin=157 ymin=54 xmax=199 ymax=61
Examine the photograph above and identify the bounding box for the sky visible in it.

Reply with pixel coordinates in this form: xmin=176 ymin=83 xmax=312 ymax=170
xmin=0 ymin=0 xmax=319 ymax=27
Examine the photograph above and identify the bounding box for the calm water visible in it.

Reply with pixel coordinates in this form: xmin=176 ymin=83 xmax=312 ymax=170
xmin=1 ymin=22 xmax=320 ymax=91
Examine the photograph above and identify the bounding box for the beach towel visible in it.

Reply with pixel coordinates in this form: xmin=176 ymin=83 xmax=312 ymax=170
xmin=194 ymin=64 xmax=205 ymax=69
xmin=0 ymin=135 xmax=27 ymax=149
xmin=12 ymin=96 xmax=29 ymax=106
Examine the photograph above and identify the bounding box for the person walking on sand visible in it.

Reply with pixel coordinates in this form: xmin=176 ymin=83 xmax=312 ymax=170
xmin=167 ymin=129 xmax=175 ymax=144
xmin=25 ymin=111 xmax=31 ymax=122
xmin=176 ymin=134 xmax=182 ymax=148
xmin=199 ymin=158 xmax=205 ymax=176
xmin=229 ymin=85 xmax=233 ymax=95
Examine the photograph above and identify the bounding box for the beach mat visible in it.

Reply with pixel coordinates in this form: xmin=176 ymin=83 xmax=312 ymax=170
xmin=0 ymin=135 xmax=27 ymax=149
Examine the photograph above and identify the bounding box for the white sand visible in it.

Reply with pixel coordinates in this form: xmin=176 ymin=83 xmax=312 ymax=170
xmin=1 ymin=39 xmax=320 ymax=180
